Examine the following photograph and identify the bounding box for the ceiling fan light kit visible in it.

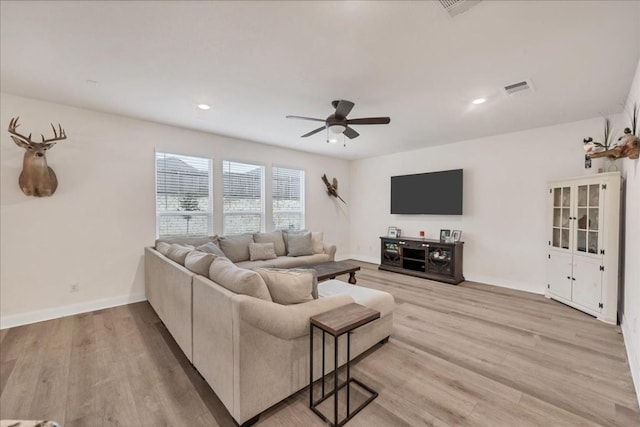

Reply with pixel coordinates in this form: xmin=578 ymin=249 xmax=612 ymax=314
xmin=287 ymin=99 xmax=390 ymax=147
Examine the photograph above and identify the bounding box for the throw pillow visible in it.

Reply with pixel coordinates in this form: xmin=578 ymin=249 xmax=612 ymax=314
xmin=208 ymin=257 xmax=272 ymax=301
xmin=253 ymin=231 xmax=286 ymax=257
xmin=219 ymin=234 xmax=254 ymax=263
xmin=287 ymin=232 xmax=313 ymax=257
xmin=282 ymin=229 xmax=308 ymax=253
xmin=185 ymin=250 xmax=217 ymax=276
xmin=197 ymin=242 xmax=226 ymax=257
xmin=311 ymin=231 xmax=324 ymax=254
xmin=249 ymin=242 xmax=277 ymax=261
xmin=166 ymin=244 xmax=194 ymax=265
xmin=255 ymin=268 xmax=318 ymax=304
xmin=155 ymin=241 xmax=171 ymax=256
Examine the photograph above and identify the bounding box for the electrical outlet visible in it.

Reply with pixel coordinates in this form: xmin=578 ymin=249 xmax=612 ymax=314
xmin=70 ymin=282 xmax=80 ymax=293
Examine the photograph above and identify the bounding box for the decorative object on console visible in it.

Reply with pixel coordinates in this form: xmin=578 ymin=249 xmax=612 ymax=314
xmin=439 ymin=229 xmax=451 ymax=242
xmin=451 ymin=230 xmax=462 ymax=242
xmin=7 ymin=117 xmax=68 ymax=197
xmin=321 ymin=174 xmax=346 ymax=204
xmin=387 ymin=226 xmax=398 ymax=238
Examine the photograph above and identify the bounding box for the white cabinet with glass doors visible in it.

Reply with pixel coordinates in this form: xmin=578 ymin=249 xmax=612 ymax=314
xmin=546 ymin=172 xmax=621 ymax=324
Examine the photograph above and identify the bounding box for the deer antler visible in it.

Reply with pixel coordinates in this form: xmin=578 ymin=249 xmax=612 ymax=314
xmin=8 ymin=117 xmax=67 ymax=146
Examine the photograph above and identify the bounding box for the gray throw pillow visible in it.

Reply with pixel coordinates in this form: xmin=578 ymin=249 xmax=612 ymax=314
xmin=287 ymin=232 xmax=313 ymax=257
xmin=219 ymin=234 xmax=254 ymax=263
xmin=282 ymin=229 xmax=308 ymax=253
xmin=155 ymin=241 xmax=171 ymax=256
xmin=255 ymin=268 xmax=318 ymax=304
xmin=197 ymin=242 xmax=226 ymax=257
xmin=208 ymin=257 xmax=272 ymax=301
xmin=166 ymin=244 xmax=194 ymax=265
xmin=185 ymin=250 xmax=217 ymax=276
xmin=249 ymin=242 xmax=278 ymax=261
xmin=253 ymin=231 xmax=286 ymax=257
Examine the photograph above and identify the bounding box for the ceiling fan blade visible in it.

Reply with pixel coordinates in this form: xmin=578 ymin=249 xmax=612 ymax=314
xmin=334 ymin=100 xmax=355 ymax=119
xmin=347 ymin=117 xmax=391 ymax=125
xmin=286 ymin=115 xmax=326 ymax=122
xmin=343 ymin=126 xmax=360 ymax=139
xmin=301 ymin=126 xmax=326 ymax=138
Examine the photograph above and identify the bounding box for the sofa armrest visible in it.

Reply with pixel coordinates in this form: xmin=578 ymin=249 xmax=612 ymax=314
xmin=323 ymin=243 xmax=337 ymax=261
xmin=234 ymin=294 xmax=353 ymax=340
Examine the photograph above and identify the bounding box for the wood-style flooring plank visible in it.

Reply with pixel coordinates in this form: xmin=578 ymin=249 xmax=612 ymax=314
xmin=0 ymin=260 xmax=638 ymax=426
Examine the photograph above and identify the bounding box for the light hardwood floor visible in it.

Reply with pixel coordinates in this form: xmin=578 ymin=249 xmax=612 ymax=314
xmin=1 ymin=261 xmax=639 ymax=426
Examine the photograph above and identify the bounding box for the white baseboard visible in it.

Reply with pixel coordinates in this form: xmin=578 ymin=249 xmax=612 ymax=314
xmin=0 ymin=293 xmax=147 ymax=330
xmin=464 ymin=274 xmax=545 ymax=295
xmin=622 ymin=314 xmax=640 ymax=408
xmin=344 ymin=254 xmax=545 ymax=295
xmin=339 ymin=254 xmax=379 ymax=264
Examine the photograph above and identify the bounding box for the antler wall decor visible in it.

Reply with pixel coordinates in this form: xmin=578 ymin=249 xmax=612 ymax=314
xmin=8 ymin=117 xmax=68 ymax=197
xmin=321 ymin=174 xmax=346 ymax=204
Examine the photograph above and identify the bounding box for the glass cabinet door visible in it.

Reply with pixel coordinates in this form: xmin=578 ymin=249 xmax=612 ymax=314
xmin=575 ymin=183 xmax=601 ymax=255
xmin=551 ymin=186 xmax=571 ymax=250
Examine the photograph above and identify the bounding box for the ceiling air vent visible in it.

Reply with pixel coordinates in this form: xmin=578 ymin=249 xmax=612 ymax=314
xmin=438 ymin=0 xmax=482 ymax=18
xmin=502 ymin=79 xmax=535 ymax=96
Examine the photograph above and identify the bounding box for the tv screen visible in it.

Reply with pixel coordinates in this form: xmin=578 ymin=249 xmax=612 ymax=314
xmin=391 ymin=169 xmax=463 ymax=215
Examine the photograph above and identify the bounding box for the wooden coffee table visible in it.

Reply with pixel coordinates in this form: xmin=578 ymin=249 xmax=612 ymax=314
xmin=309 ymin=261 xmax=361 ymax=284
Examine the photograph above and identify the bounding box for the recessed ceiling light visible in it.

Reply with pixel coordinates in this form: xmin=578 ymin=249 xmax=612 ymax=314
xmin=198 ymin=104 xmax=211 ymax=110
xmin=472 ymin=98 xmax=487 ymax=105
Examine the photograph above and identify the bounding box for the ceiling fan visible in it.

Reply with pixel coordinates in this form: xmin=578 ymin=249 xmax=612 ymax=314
xmin=286 ymin=100 xmax=390 ymax=142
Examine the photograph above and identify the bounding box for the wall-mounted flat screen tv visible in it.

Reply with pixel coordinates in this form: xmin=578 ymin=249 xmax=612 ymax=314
xmin=391 ymin=169 xmax=463 ymax=215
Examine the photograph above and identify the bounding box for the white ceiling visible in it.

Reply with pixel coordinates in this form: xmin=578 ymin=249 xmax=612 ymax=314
xmin=1 ymin=1 xmax=639 ymax=160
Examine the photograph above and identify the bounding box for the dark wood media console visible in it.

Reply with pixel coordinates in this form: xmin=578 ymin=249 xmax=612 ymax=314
xmin=379 ymin=236 xmax=464 ymax=284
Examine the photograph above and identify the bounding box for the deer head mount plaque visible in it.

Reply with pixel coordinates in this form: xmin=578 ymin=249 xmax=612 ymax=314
xmin=8 ymin=117 xmax=68 ymax=197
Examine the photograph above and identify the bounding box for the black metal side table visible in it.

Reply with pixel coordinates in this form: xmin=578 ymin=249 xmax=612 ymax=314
xmin=309 ymin=303 xmax=380 ymax=427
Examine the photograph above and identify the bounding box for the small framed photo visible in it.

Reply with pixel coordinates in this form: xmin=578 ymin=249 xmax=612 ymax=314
xmin=439 ymin=229 xmax=450 ymax=242
xmin=388 ymin=226 xmax=398 ymax=238
xmin=452 ymin=230 xmax=462 ymax=242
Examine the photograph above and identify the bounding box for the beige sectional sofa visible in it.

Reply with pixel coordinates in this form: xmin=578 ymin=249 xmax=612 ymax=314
xmin=144 ymin=231 xmax=394 ymax=426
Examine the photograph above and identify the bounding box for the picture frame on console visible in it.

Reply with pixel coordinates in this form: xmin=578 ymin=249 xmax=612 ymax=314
xmin=452 ymin=230 xmax=462 ymax=242
xmin=439 ymin=229 xmax=451 ymax=242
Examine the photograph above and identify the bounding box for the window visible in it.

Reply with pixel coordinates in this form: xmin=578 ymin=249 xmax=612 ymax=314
xmin=272 ymin=166 xmax=305 ymax=231
xmin=156 ymin=152 xmax=212 ymax=238
xmin=223 ymin=160 xmax=265 ymax=235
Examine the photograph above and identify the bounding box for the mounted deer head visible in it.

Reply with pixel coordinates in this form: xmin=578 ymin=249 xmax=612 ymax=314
xmin=8 ymin=117 xmax=67 ymax=197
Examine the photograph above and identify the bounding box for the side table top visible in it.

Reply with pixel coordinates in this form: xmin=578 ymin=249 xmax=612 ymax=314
xmin=310 ymin=303 xmax=380 ymax=336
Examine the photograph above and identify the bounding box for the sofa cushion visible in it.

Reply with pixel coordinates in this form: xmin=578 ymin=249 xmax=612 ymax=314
xmin=249 ymin=242 xmax=277 ymax=261
xmin=197 ymin=242 xmax=226 ymax=257
xmin=319 ymin=279 xmax=395 ymax=318
xmin=282 ymin=229 xmax=307 ymax=252
xmin=287 ymin=232 xmax=313 ymax=257
xmin=255 ymin=268 xmax=318 ymax=304
xmin=311 ymin=231 xmax=324 ymax=254
xmin=166 ymin=244 xmax=194 ymax=265
xmin=219 ymin=234 xmax=254 ymax=263
xmin=236 ymin=258 xmax=280 ymax=270
xmin=266 ymin=254 xmax=330 ymax=269
xmin=185 ymin=250 xmax=217 ymax=276
xmin=253 ymin=231 xmax=286 ymax=257
xmin=208 ymin=257 xmax=272 ymax=301
xmin=156 ymin=241 xmax=171 ymax=256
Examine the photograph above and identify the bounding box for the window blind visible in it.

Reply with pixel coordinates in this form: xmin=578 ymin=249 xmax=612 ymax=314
xmin=272 ymin=166 xmax=305 ymax=231
xmin=156 ymin=152 xmax=212 ymax=238
xmin=223 ymin=160 xmax=265 ymax=235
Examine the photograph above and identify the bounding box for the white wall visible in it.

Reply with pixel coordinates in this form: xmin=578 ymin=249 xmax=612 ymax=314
xmin=349 ymin=116 xmax=617 ymax=294
xmin=0 ymin=93 xmax=351 ymax=328
xmin=621 ymin=58 xmax=640 ymax=407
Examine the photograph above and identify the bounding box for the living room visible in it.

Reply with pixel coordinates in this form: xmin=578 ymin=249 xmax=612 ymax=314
xmin=1 ymin=1 xmax=639 ymax=426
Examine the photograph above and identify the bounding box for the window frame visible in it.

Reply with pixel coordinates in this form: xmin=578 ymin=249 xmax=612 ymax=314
xmin=155 ymin=150 xmax=213 ymax=238
xmin=271 ymin=164 xmax=306 ymax=231
xmin=221 ymin=159 xmax=266 ymax=235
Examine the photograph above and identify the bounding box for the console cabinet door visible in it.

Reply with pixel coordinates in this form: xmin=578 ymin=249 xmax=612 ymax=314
xmin=547 ymin=252 xmax=573 ymax=301
xmin=571 ymin=255 xmax=603 ymax=312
